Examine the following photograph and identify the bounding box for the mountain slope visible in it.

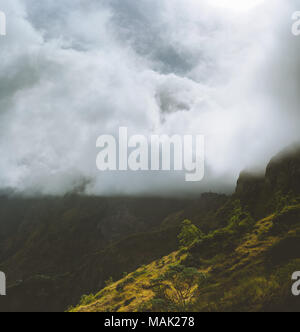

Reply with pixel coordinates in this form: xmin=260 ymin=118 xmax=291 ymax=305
xmin=71 ymin=204 xmax=300 ymax=312
xmin=71 ymin=145 xmax=300 ymax=312
xmin=1 ymin=145 xmax=300 ymax=312
xmin=0 ymin=194 xmax=227 ymax=312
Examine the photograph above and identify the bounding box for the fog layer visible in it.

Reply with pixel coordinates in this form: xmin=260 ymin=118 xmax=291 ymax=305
xmin=0 ymin=0 xmax=299 ymax=196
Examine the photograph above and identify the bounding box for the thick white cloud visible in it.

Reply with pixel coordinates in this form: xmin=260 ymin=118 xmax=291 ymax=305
xmin=0 ymin=0 xmax=299 ymax=196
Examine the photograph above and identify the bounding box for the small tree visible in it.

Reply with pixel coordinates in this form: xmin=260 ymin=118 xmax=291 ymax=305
xmin=178 ymin=220 xmax=203 ymax=247
xmin=151 ymin=264 xmax=206 ymax=311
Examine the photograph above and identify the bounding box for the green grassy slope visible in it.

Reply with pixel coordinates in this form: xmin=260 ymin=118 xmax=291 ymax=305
xmin=71 ymin=204 xmax=300 ymax=312
xmin=71 ymin=145 xmax=300 ymax=312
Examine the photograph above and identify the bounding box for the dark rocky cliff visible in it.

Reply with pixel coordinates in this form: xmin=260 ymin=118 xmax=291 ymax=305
xmin=236 ymin=144 xmax=300 ymax=218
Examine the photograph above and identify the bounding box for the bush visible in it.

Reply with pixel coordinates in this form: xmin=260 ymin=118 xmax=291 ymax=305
xmin=150 ymin=264 xmax=207 ymax=311
xmin=79 ymin=294 xmax=95 ymax=306
xmin=178 ymin=220 xmax=204 ymax=248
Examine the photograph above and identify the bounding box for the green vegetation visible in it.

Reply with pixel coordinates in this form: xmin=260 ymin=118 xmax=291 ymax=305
xmin=116 ymin=277 xmax=135 ymax=292
xmin=2 ymin=145 xmax=300 ymax=312
xmin=178 ymin=220 xmax=204 ymax=247
xmin=71 ymin=197 xmax=300 ymax=312
xmin=79 ymin=294 xmax=95 ymax=306
xmin=149 ymin=264 xmax=207 ymax=311
xmin=105 ymin=277 xmax=114 ymax=287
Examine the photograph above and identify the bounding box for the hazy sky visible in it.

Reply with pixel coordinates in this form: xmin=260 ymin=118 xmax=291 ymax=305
xmin=0 ymin=0 xmax=299 ymax=196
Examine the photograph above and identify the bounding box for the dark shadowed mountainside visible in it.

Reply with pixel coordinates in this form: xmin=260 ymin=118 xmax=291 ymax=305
xmin=0 ymin=194 xmax=227 ymax=311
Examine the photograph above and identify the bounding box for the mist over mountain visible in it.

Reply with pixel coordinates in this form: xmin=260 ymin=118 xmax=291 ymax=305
xmin=0 ymin=0 xmax=299 ymax=196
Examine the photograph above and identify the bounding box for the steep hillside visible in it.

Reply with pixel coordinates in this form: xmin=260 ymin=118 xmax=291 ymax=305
xmin=1 ymin=145 xmax=300 ymax=312
xmin=0 ymin=194 xmax=227 ymax=312
xmin=71 ymin=146 xmax=300 ymax=312
xmin=71 ymin=204 xmax=300 ymax=313
xmin=236 ymin=143 xmax=300 ymax=218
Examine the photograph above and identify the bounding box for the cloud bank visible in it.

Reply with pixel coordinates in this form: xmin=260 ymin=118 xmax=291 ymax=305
xmin=0 ymin=0 xmax=299 ymax=196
